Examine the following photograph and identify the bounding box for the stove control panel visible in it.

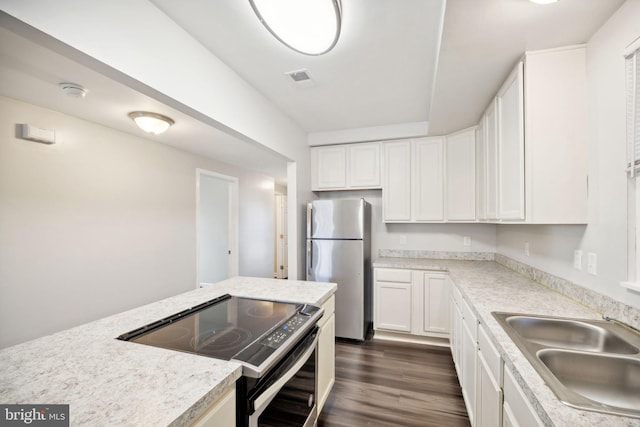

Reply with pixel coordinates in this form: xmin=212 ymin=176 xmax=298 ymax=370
xmin=263 ymin=314 xmax=309 ymax=348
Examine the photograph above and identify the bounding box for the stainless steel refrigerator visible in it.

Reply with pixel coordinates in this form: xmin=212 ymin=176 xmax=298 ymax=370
xmin=306 ymin=198 xmax=372 ymax=341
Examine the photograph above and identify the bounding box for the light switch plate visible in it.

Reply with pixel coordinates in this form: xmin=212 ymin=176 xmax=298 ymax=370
xmin=463 ymin=236 xmax=471 ymax=246
xmin=587 ymin=252 xmax=597 ymax=275
xmin=573 ymin=250 xmax=582 ymax=270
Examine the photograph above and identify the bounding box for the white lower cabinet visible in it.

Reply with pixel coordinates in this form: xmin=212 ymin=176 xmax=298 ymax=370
xmin=189 ymin=387 xmax=236 ymax=427
xmin=374 ymin=268 xmax=413 ymax=332
xmin=476 ymin=324 xmax=503 ymax=427
xmin=502 ymin=368 xmax=544 ymax=427
xmin=460 ymin=298 xmax=478 ymax=425
xmin=317 ymin=295 xmax=336 ymax=413
xmin=450 ymin=282 xmax=545 ymax=427
xmin=374 ymin=268 xmax=450 ymax=337
xmin=415 ymin=272 xmax=450 ymax=335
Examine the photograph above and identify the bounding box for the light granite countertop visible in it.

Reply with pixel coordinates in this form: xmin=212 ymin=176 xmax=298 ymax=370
xmin=0 ymin=276 xmax=336 ymax=427
xmin=373 ymin=257 xmax=640 ymax=427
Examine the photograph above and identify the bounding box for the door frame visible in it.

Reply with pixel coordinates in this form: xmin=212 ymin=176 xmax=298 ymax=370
xmin=195 ymin=168 xmax=239 ymax=288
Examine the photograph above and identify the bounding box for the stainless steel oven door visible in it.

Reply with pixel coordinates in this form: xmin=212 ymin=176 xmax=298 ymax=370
xmin=248 ymin=327 xmax=319 ymax=427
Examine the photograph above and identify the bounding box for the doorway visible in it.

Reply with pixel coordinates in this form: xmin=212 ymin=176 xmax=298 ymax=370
xmin=196 ymin=169 xmax=239 ymax=288
xmin=275 ymin=193 xmax=288 ymax=279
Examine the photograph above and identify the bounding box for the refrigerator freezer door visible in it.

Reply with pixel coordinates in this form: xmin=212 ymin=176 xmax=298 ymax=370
xmin=308 ymin=239 xmax=364 ymax=340
xmin=309 ymin=199 xmax=364 ymax=240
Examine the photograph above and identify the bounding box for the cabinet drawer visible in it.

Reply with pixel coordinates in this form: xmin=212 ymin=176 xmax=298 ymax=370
xmin=478 ymin=323 xmax=502 ymax=385
xmin=318 ymin=295 xmax=335 ymax=328
xmin=462 ymin=298 xmax=478 ymax=341
xmin=376 ymin=268 xmax=412 ymax=283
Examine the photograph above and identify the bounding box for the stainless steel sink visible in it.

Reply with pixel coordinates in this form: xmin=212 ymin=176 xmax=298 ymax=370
xmin=505 ymin=315 xmax=638 ymax=354
xmin=493 ymin=312 xmax=640 ymax=419
xmin=537 ymin=349 xmax=640 ymax=412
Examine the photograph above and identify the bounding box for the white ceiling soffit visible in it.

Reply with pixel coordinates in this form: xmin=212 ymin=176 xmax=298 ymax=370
xmin=0 ymin=19 xmax=289 ymax=184
xmin=428 ymin=0 xmax=625 ymax=136
xmin=151 ymin=0 xmax=446 ymax=136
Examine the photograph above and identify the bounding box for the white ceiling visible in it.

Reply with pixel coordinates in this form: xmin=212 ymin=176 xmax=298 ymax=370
xmin=0 ymin=0 xmax=627 ymax=185
xmin=151 ymin=0 xmax=625 ymax=137
xmin=0 ymin=24 xmax=290 ymax=183
xmin=151 ymin=0 xmax=445 ymax=134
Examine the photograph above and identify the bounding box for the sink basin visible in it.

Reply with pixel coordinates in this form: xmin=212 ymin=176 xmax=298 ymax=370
xmin=537 ymin=349 xmax=640 ymax=413
xmin=505 ymin=315 xmax=638 ymax=354
xmin=493 ymin=312 xmax=640 ymax=419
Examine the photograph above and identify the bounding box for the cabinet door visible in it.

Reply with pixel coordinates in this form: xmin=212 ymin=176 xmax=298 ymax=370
xmin=476 ymin=120 xmax=486 ymax=221
xmin=477 ymin=351 xmax=503 ymax=427
xmin=348 ymin=143 xmax=381 ymax=188
xmin=190 ymin=387 xmax=235 ymax=427
xmin=383 ymin=141 xmax=412 ymax=222
xmin=446 ymin=128 xmax=476 ymax=221
xmin=317 ymin=312 xmax=335 ymax=412
xmin=484 ymin=99 xmax=499 ymax=220
xmin=422 ymin=273 xmax=450 ymax=333
xmin=413 ymin=137 xmax=444 ymax=221
xmin=497 ymin=62 xmax=525 ymax=220
xmin=461 ymin=313 xmax=477 ymax=425
xmin=312 ymin=146 xmax=347 ymax=190
xmin=502 ymin=368 xmax=544 ymax=427
xmin=375 ymin=281 xmax=412 ymax=332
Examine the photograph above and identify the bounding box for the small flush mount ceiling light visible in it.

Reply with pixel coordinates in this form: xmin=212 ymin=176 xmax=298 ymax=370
xmin=128 ymin=111 xmax=174 ymax=135
xmin=249 ymin=0 xmax=342 ymax=55
xmin=59 ymin=82 xmax=88 ymax=98
xmin=529 ymin=0 xmax=558 ymax=4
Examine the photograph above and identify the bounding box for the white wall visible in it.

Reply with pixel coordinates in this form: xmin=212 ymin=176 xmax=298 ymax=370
xmin=317 ymin=191 xmax=497 ymax=256
xmin=496 ymin=0 xmax=640 ymax=310
xmin=0 ymin=97 xmax=276 ymax=348
xmin=0 ymin=2 xmax=312 ymax=279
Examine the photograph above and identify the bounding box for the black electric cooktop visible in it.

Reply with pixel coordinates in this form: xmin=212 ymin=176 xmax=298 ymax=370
xmin=117 ymin=294 xmax=323 ymax=377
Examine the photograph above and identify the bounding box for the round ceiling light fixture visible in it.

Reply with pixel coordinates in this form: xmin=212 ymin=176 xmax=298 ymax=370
xmin=249 ymin=0 xmax=342 ymax=56
xmin=128 ymin=111 xmax=174 ymax=135
xmin=529 ymin=0 xmax=558 ymax=4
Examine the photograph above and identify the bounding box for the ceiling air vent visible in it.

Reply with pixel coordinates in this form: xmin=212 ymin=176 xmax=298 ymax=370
xmin=286 ymin=69 xmax=311 ymax=82
xmin=285 ymin=69 xmax=316 ymax=88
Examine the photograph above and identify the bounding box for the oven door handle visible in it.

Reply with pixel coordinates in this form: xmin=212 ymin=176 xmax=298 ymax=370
xmin=252 ymin=331 xmax=320 ymax=417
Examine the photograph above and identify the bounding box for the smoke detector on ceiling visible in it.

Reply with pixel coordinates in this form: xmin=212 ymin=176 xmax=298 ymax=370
xmin=59 ymin=82 xmax=88 ymax=98
xmin=285 ymin=69 xmax=316 ymax=88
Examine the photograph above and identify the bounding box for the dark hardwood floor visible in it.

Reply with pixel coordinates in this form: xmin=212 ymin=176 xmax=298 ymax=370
xmin=317 ymin=338 xmax=470 ymax=427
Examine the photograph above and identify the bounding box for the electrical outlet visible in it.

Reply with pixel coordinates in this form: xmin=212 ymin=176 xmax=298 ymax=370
xmin=399 ymin=235 xmax=407 ymax=245
xmin=573 ymin=250 xmax=583 ymax=270
xmin=524 ymin=242 xmax=530 ymax=256
xmin=587 ymin=252 xmax=597 ymax=275
xmin=463 ymin=236 xmax=471 ymax=246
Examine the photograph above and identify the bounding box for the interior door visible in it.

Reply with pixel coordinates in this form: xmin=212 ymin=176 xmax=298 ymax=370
xmin=275 ymin=193 xmax=288 ymax=279
xmin=197 ymin=169 xmax=238 ymax=287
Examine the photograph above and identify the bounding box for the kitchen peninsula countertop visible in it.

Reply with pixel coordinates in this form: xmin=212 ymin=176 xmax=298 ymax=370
xmin=373 ymin=257 xmax=640 ymax=426
xmin=0 ymin=277 xmax=336 ymax=426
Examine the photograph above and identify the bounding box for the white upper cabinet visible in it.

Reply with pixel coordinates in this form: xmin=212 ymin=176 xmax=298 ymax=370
xmin=497 ymin=61 xmax=526 ymax=221
xmin=311 ymin=146 xmax=347 ymax=190
xmin=348 ymin=143 xmax=381 ymax=188
xmin=413 ymin=137 xmax=445 ymax=221
xmin=446 ymin=128 xmax=477 ymax=221
xmin=482 ymin=45 xmax=588 ymax=224
xmin=383 ymin=141 xmax=413 ymax=221
xmin=311 ymin=142 xmax=381 ymax=191
xmin=483 ymin=99 xmax=499 ymax=221
xmin=383 ymin=138 xmax=446 ymax=222
xmin=524 ymin=46 xmax=588 ymax=224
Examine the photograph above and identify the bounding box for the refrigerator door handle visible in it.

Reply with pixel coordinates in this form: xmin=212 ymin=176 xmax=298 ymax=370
xmin=306 ymin=202 xmax=312 ymax=239
xmin=306 ymin=240 xmax=312 ymax=280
